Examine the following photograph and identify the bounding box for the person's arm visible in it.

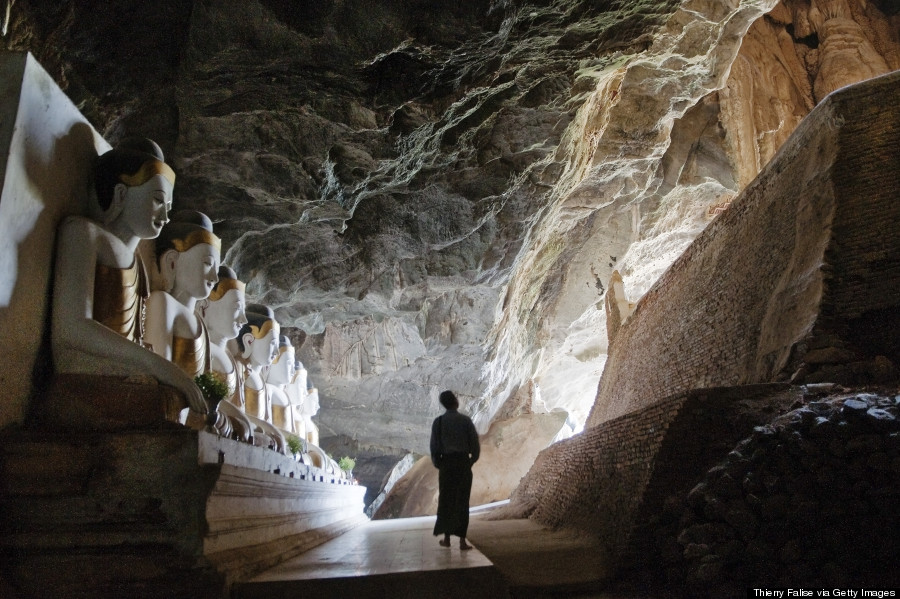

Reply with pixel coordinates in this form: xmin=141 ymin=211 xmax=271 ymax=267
xmin=430 ymin=416 xmax=442 ymax=468
xmin=467 ymin=418 xmax=480 ymax=464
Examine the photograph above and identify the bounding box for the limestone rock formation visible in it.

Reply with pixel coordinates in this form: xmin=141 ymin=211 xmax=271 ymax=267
xmin=588 ymin=68 xmax=900 ymax=428
xmin=6 ymin=0 xmax=899 ymax=482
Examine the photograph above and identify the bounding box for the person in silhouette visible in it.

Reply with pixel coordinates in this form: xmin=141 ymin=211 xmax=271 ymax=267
xmin=430 ymin=390 xmax=480 ymax=550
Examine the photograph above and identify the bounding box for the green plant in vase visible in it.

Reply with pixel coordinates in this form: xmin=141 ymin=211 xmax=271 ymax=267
xmin=194 ymin=372 xmax=229 ymax=427
xmin=338 ymin=456 xmax=356 ymax=474
xmin=287 ymin=435 xmax=305 ymax=457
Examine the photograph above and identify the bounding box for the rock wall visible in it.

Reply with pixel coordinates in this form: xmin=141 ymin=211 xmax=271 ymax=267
xmin=587 ymin=69 xmax=900 ymax=428
xmin=4 ymin=0 xmax=899 ymax=463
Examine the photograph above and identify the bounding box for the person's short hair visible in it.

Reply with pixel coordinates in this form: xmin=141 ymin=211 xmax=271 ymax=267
xmin=439 ymin=390 xmax=458 ymax=410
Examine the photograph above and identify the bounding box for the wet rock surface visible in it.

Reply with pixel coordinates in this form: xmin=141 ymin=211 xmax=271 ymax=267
xmin=663 ymin=389 xmax=900 ymax=596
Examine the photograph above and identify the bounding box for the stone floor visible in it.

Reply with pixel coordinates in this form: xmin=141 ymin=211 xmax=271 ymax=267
xmin=233 ymin=505 xmax=664 ymax=599
xmin=233 ymin=513 xmax=506 ymax=599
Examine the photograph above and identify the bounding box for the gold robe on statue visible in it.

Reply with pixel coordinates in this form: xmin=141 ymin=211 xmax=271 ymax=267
xmin=93 ymin=254 xmax=149 ymax=344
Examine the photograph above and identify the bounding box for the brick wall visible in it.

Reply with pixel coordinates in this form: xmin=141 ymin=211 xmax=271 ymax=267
xmin=509 ymin=385 xmax=799 ymax=565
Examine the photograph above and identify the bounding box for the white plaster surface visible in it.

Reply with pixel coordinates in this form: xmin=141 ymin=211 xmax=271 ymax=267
xmin=0 ymin=51 xmax=109 ymax=427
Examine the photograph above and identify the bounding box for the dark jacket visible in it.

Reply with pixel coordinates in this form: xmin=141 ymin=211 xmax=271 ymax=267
xmin=430 ymin=409 xmax=480 ymax=468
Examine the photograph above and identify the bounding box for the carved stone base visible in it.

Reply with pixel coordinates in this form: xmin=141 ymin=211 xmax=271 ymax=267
xmin=0 ymin=428 xmax=366 ymax=598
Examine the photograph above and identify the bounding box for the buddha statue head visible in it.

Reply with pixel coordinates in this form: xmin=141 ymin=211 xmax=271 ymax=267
xmin=198 ymin=265 xmax=247 ymax=345
xmin=237 ymin=304 xmax=281 ymax=369
xmin=303 ymin=378 xmax=320 ymax=417
xmin=155 ymin=210 xmax=221 ymax=304
xmin=267 ymin=335 xmax=295 ymax=386
xmin=291 ymin=360 xmax=307 ymax=386
xmin=94 ymin=137 xmax=175 ymax=238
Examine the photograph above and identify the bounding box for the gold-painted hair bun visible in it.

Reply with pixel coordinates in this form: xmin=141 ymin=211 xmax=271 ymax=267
xmin=118 ymin=159 xmax=176 ymax=187
xmin=208 ymin=277 xmax=246 ymax=302
xmin=250 ymin=319 xmax=275 ymax=340
xmin=171 ymin=229 xmax=222 ymax=253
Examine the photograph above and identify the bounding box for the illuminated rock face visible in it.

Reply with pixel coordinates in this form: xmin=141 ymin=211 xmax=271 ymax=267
xmin=10 ymin=0 xmax=899 ymax=458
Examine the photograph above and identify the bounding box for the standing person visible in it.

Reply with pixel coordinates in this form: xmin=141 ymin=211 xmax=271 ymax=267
xmin=430 ymin=390 xmax=480 ymax=550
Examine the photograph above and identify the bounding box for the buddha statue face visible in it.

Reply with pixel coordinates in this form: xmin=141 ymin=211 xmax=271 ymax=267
xmin=244 ymin=319 xmax=280 ymax=368
xmin=96 ymin=138 xmax=175 ymax=240
xmin=203 ymin=288 xmax=247 ymax=342
xmin=200 ymin=265 xmax=247 ymax=343
xmin=291 ymin=360 xmax=305 ymax=384
xmin=156 ymin=210 xmax=222 ymax=302
xmin=116 ymin=174 xmax=173 ymax=239
xmin=168 ymin=242 xmax=220 ymax=300
xmin=305 ymin=388 xmax=320 ymax=416
xmin=268 ymin=339 xmax=295 ymax=386
xmin=238 ymin=304 xmax=281 ymax=369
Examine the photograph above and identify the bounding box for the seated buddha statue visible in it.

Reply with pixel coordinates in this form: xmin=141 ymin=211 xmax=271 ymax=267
xmin=195 ymin=265 xmax=254 ymax=442
xmin=301 ymin=376 xmax=321 ymax=447
xmin=51 ymin=138 xmax=206 ymax=424
xmin=144 ymin=210 xmax=220 ymax=428
xmin=266 ymin=336 xmax=295 ymax=434
xmin=228 ymin=304 xmax=287 ymax=454
xmin=286 ymin=360 xmax=308 ymax=441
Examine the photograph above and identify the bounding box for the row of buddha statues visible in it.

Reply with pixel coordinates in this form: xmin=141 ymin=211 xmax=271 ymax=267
xmin=50 ymin=137 xmax=339 ymax=473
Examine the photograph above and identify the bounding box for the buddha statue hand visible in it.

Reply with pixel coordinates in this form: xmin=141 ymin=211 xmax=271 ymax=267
xmin=209 ymin=409 xmax=234 ymax=438
xmin=174 ymin=374 xmax=208 ymax=415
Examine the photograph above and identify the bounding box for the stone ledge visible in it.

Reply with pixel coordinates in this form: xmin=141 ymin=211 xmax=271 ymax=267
xmin=0 ymin=427 xmax=367 ymax=598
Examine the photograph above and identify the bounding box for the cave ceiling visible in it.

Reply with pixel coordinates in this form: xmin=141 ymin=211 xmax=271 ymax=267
xmin=7 ymin=0 xmax=899 ymax=458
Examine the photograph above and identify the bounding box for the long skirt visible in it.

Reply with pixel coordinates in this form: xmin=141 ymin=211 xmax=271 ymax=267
xmin=433 ymin=453 xmax=473 ymax=538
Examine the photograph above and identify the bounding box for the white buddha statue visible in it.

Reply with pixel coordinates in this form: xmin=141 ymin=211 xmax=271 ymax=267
xmin=301 ymin=376 xmax=320 ymax=446
xmin=144 ymin=210 xmax=220 ymax=428
xmin=266 ymin=336 xmax=295 ymax=434
xmin=51 ymin=138 xmax=206 ymax=421
xmin=229 ymin=304 xmax=287 ymax=453
xmin=286 ymin=360 xmax=308 ymax=441
xmin=195 ymin=265 xmax=254 ymax=441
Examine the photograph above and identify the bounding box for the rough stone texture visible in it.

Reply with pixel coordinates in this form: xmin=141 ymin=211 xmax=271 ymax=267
xmin=666 ymin=390 xmax=900 ymax=596
xmin=500 ymin=71 xmax=900 ymax=586
xmin=372 ymin=411 xmax=568 ymax=519
xmin=587 ymin=69 xmax=900 ymax=429
xmin=365 ymin=453 xmax=417 ymax=518
xmin=7 ymin=0 xmax=898 ymax=460
xmin=499 ymin=385 xmax=798 ymax=565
